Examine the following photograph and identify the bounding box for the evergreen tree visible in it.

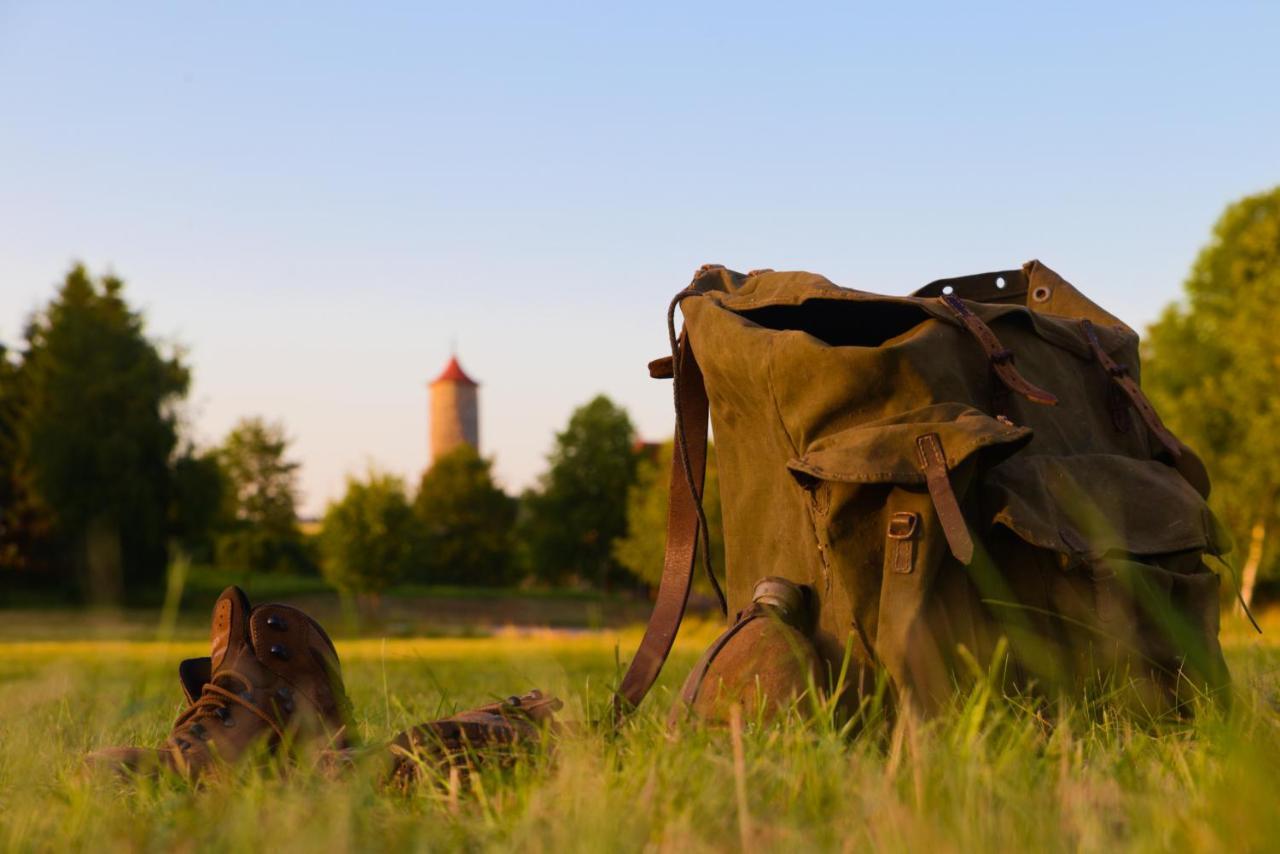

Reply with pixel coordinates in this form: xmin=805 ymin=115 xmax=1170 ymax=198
xmin=0 ymin=343 xmax=50 ymax=576
xmin=15 ymin=265 xmax=189 ymax=603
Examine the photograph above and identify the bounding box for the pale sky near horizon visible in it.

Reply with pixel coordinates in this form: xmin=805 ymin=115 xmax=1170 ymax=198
xmin=2 ymin=2 xmax=1278 ymax=515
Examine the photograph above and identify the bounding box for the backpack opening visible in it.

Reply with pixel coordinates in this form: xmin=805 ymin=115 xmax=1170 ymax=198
xmin=737 ymin=300 xmax=931 ymax=348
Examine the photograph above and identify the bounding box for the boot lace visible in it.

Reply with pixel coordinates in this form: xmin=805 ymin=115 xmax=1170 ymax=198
xmin=172 ymin=671 xmax=288 ymax=746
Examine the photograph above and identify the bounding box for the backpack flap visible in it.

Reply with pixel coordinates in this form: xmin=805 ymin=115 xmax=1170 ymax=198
xmin=787 ymin=403 xmax=1032 ymax=567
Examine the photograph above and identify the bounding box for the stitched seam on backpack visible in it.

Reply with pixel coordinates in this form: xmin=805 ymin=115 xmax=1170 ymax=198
xmin=761 ymin=333 xmax=832 ymax=595
xmin=804 ymin=495 xmax=833 ymax=596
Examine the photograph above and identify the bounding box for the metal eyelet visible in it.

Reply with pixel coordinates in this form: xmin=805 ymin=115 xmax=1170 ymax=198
xmin=269 ymin=644 xmax=290 ymax=660
xmin=189 ymin=722 xmax=209 ymax=740
xmin=276 ymin=685 xmax=293 ymax=700
xmin=266 ymin=614 xmax=288 ymax=631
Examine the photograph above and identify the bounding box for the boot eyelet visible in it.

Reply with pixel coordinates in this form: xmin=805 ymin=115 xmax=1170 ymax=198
xmin=269 ymin=644 xmax=290 ymax=660
xmin=276 ymin=685 xmax=293 ymax=700
xmin=266 ymin=614 xmax=288 ymax=631
xmin=190 ymin=722 xmax=209 ymax=740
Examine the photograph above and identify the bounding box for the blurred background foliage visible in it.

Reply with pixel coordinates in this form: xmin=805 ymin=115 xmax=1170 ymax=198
xmin=1144 ymin=186 xmax=1280 ymax=610
xmin=0 ymin=187 xmax=1277 ymax=611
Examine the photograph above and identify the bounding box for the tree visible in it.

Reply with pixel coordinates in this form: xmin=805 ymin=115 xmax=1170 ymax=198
xmin=319 ymin=469 xmax=418 ymax=595
xmin=14 ymin=265 xmax=189 ymax=603
xmin=169 ymin=447 xmax=226 ymax=564
xmin=413 ymin=445 xmax=517 ymax=586
xmin=613 ymin=440 xmax=725 ymax=594
xmin=520 ymin=395 xmax=638 ymax=588
xmin=215 ymin=417 xmax=308 ymax=573
xmin=0 ymin=343 xmax=50 ymax=576
xmin=1144 ymin=186 xmax=1280 ymax=609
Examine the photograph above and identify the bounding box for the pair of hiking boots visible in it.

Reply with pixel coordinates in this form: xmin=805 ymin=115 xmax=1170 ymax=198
xmin=88 ymin=586 xmax=561 ymax=783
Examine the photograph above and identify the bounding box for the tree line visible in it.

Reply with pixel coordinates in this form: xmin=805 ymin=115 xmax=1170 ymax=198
xmin=2 ymin=186 xmax=1277 ymax=606
xmin=0 ymin=266 xmax=704 ymax=603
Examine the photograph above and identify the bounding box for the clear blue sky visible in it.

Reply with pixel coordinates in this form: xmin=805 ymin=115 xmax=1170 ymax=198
xmin=2 ymin=1 xmax=1277 ymax=514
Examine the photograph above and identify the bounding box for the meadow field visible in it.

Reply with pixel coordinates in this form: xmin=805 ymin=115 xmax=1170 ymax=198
xmin=1 ymin=611 xmax=1278 ymax=853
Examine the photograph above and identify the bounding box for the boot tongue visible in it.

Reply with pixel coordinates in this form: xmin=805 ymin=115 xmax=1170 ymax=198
xmin=209 ymin=586 xmax=253 ymax=671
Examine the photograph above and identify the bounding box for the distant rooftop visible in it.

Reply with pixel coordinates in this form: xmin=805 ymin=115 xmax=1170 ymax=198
xmin=430 ymin=354 xmax=478 ymax=386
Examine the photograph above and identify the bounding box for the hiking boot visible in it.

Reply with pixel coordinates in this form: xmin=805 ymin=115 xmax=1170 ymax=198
xmin=88 ymin=586 xmax=351 ymax=780
xmin=386 ymin=689 xmax=562 ymax=786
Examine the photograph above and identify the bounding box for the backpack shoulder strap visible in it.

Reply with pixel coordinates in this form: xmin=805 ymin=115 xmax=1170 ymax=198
xmin=613 ymin=331 xmax=709 ymax=719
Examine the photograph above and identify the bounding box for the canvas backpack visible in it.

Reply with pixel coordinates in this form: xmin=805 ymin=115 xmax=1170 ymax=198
xmin=617 ymin=260 xmax=1232 ymax=720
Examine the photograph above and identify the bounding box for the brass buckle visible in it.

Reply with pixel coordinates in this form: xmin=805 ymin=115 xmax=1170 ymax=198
xmin=887 ymin=511 xmax=918 ymax=540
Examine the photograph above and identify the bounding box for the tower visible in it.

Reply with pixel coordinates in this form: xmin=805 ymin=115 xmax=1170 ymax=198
xmin=429 ymin=353 xmax=479 ymax=463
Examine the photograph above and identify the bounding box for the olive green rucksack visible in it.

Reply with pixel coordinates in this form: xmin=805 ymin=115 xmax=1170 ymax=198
xmin=617 ymin=260 xmax=1233 ymax=720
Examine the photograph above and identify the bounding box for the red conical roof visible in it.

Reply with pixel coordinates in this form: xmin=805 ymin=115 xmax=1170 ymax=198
xmin=430 ymin=355 xmax=478 ymax=386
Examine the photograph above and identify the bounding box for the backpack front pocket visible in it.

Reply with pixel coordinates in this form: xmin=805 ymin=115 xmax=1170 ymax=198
xmin=980 ymin=453 xmax=1231 ymax=712
xmin=785 ymin=404 xmax=1032 ymax=708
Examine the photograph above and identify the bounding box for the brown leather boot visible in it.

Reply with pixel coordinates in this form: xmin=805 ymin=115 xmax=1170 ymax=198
xmin=386 ymin=690 xmax=562 ymax=786
xmin=89 ymin=586 xmax=351 ymax=780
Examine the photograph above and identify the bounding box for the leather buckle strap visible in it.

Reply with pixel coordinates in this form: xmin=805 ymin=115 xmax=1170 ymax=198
xmin=614 ymin=328 xmax=710 ymax=720
xmin=1080 ymin=319 xmax=1182 ymax=459
xmin=940 ymin=294 xmax=1059 ymax=407
xmin=916 ymin=433 xmax=975 ymax=565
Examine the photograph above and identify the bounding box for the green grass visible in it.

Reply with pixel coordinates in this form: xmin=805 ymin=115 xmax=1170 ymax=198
xmin=0 ymin=615 xmax=1278 ymax=852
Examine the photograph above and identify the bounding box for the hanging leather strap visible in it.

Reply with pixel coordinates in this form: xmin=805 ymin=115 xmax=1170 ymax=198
xmin=916 ymin=433 xmax=975 ymax=565
xmin=1080 ymin=319 xmax=1182 ymax=459
xmin=940 ymin=294 xmax=1059 ymax=406
xmin=613 ymin=330 xmax=709 ymax=720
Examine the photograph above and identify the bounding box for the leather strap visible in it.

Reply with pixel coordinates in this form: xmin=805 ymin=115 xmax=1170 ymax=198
xmin=940 ymin=295 xmax=1059 ymax=406
xmin=613 ymin=331 xmax=709 ymax=719
xmin=916 ymin=433 xmax=975 ymax=565
xmin=1080 ymin=320 xmax=1181 ymax=459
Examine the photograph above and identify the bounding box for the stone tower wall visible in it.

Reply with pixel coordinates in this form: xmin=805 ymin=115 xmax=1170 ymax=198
xmin=430 ymin=381 xmax=479 ymax=462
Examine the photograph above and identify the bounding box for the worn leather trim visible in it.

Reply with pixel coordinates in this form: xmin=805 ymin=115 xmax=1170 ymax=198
xmin=940 ymin=294 xmax=1059 ymax=406
xmin=1080 ymin=319 xmax=1180 ymax=458
xmin=916 ymin=433 xmax=975 ymax=565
